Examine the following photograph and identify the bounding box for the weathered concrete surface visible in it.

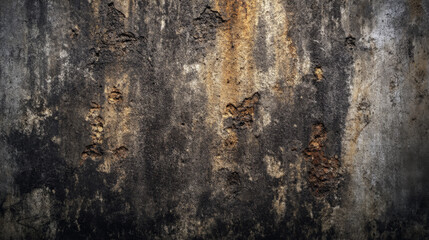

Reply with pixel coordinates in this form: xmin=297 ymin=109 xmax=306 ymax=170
xmin=0 ymin=0 xmax=428 ymax=239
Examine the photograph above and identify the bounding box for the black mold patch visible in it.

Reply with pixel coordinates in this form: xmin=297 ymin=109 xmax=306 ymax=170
xmin=7 ymin=130 xmax=67 ymax=195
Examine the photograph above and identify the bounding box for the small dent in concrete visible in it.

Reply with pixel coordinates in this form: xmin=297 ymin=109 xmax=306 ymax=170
xmin=108 ymin=86 xmax=123 ymax=104
xmin=193 ymin=6 xmax=226 ymax=43
xmin=304 ymin=123 xmax=341 ymax=196
xmin=314 ymin=67 xmax=323 ymax=81
xmin=113 ymin=146 xmax=128 ymax=160
xmin=345 ymin=36 xmax=356 ymax=50
xmin=224 ymin=92 xmax=260 ymax=130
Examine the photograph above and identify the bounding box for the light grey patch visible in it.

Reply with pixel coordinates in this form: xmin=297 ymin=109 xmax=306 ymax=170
xmin=254 ymin=16 xmax=270 ymax=72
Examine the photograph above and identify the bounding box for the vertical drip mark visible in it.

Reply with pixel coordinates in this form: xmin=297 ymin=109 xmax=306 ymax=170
xmin=271 ymin=0 xmax=299 ymax=100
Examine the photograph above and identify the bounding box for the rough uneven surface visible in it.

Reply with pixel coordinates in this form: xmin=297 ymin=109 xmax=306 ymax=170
xmin=0 ymin=0 xmax=428 ymax=239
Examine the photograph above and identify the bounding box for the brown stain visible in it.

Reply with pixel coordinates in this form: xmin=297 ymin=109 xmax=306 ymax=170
xmin=80 ymin=102 xmax=105 ymax=165
xmin=272 ymin=1 xmax=299 ymax=98
xmin=204 ymin=0 xmax=299 ymax=126
xmin=304 ymin=123 xmax=341 ymax=196
xmin=409 ymin=42 xmax=428 ymax=97
xmin=98 ymin=72 xmax=132 ymax=173
xmin=409 ymin=0 xmax=423 ymax=20
xmin=202 ymin=0 xmax=300 ymax=179
xmin=203 ymin=0 xmax=260 ymax=173
xmin=205 ymin=0 xmax=259 ymax=119
xmin=216 ymin=0 xmax=258 ymax=103
xmin=83 ymin=2 xmax=134 ymax=174
xmin=221 ymin=92 xmax=260 ymax=149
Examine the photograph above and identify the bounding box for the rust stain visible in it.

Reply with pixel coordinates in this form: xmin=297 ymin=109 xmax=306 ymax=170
xmin=202 ymin=0 xmax=260 ymax=173
xmin=201 ymin=1 xmax=300 ymax=182
xmin=304 ymin=123 xmax=341 ymax=196
xmin=215 ymin=0 xmax=258 ymax=104
xmin=205 ymin=0 xmax=259 ymax=125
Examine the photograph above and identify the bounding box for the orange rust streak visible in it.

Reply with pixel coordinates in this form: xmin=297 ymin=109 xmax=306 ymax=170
xmin=215 ymin=0 xmax=258 ymax=106
xmin=304 ymin=124 xmax=341 ymax=196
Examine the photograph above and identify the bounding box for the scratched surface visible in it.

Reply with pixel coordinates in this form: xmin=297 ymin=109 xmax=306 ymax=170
xmin=0 ymin=0 xmax=428 ymax=239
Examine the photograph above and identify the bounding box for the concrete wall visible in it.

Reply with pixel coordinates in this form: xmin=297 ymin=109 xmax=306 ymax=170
xmin=0 ymin=0 xmax=428 ymax=239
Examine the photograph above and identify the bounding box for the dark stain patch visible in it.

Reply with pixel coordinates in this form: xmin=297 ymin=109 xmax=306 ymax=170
xmin=107 ymin=2 xmax=126 ymax=18
xmin=345 ymin=35 xmax=356 ymax=50
xmin=107 ymin=2 xmax=126 ymax=20
xmin=227 ymin=171 xmax=241 ymax=186
xmin=409 ymin=0 xmax=423 ymax=19
xmin=6 ymin=130 xmax=67 ymax=195
xmin=304 ymin=123 xmax=341 ymax=196
xmin=224 ymin=92 xmax=260 ymax=130
xmin=225 ymin=171 xmax=242 ymax=196
xmin=108 ymin=87 xmax=123 ymax=104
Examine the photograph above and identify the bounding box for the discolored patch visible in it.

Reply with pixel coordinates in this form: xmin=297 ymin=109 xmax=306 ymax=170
xmin=223 ymin=129 xmax=238 ymax=149
xmin=408 ymin=0 xmax=423 ymax=20
xmin=81 ymin=144 xmax=103 ymax=163
xmin=304 ymin=123 xmax=341 ymax=196
xmin=81 ymin=102 xmax=105 ymax=164
xmin=264 ymin=155 xmax=284 ymax=179
xmin=113 ymin=146 xmax=128 ymax=160
xmin=314 ymin=67 xmax=323 ymax=81
xmin=345 ymin=36 xmax=356 ymax=50
xmin=108 ymin=86 xmax=123 ymax=104
xmin=223 ymin=92 xmax=260 ymax=130
xmin=193 ymin=6 xmax=226 ymax=43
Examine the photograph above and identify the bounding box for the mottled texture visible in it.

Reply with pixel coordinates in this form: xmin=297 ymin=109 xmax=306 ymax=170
xmin=0 ymin=0 xmax=428 ymax=239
